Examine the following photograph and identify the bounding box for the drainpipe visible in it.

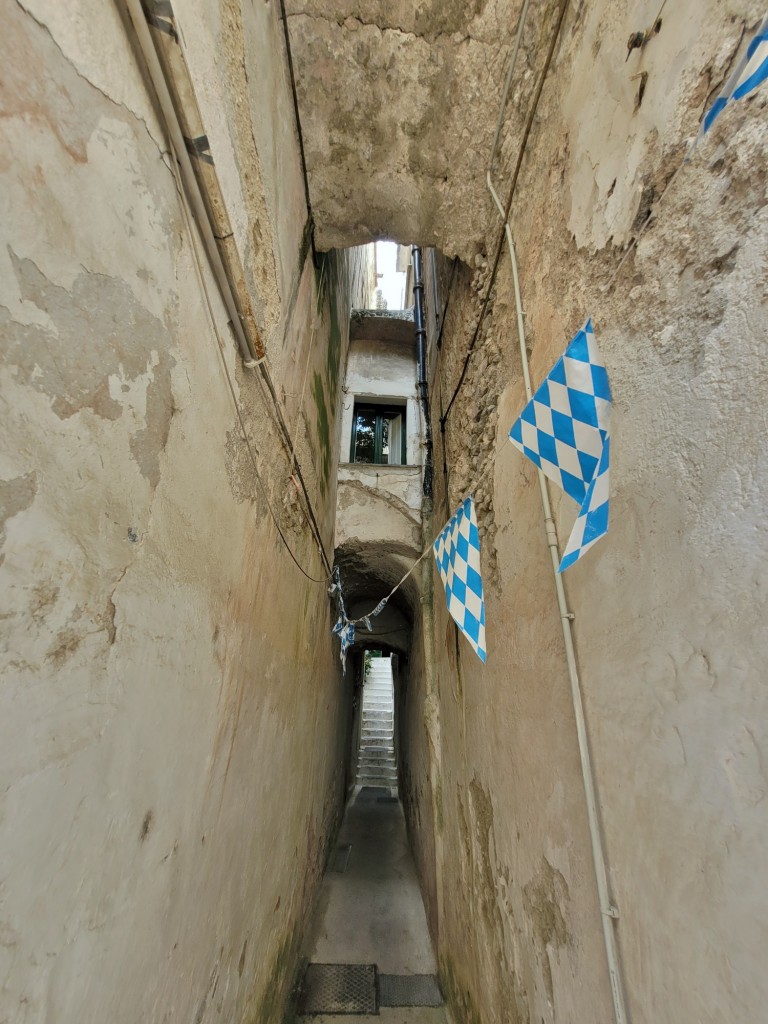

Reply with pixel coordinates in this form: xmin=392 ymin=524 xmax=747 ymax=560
xmin=412 ymin=246 xmax=433 ymax=498
xmin=120 ymin=0 xmax=334 ymax=577
xmin=121 ymin=0 xmax=262 ymax=367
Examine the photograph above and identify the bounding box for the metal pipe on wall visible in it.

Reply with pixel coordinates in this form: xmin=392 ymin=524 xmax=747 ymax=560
xmin=121 ymin=0 xmax=261 ymax=367
xmin=484 ymin=1 xmax=630 ymax=1020
xmin=412 ymin=246 xmax=433 ymax=498
xmin=120 ymin=0 xmax=334 ymax=577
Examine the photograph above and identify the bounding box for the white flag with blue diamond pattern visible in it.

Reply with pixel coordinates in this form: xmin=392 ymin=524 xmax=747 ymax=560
xmin=699 ymin=14 xmax=768 ymax=138
xmin=433 ymin=497 xmax=486 ymax=662
xmin=509 ymin=319 xmax=611 ymax=572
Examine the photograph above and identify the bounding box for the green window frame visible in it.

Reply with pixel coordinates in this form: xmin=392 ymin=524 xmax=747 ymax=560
xmin=350 ymin=403 xmax=407 ymax=465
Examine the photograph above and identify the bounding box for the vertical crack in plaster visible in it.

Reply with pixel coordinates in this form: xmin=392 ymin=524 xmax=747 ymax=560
xmin=14 ymin=0 xmax=168 ymax=160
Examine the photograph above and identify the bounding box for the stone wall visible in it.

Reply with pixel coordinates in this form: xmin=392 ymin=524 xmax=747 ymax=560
xmin=0 ymin=2 xmax=368 ymax=1021
xmin=283 ymin=0 xmax=527 ymax=259
xmin=418 ymin=2 xmax=768 ymax=1023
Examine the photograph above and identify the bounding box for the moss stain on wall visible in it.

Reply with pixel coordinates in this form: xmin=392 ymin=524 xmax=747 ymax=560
xmin=310 ymin=252 xmax=345 ymax=496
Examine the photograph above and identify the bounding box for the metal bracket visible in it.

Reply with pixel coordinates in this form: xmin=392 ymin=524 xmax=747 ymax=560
xmin=143 ymin=0 xmax=177 ymax=39
xmin=184 ymin=134 xmax=214 ymax=166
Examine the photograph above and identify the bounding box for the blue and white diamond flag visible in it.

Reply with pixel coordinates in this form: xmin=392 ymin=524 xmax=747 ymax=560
xmin=433 ymin=497 xmax=487 ymax=662
xmin=509 ymin=319 xmax=611 ymax=572
xmin=559 ymin=434 xmax=610 ymax=571
xmin=699 ymin=15 xmax=768 ymax=138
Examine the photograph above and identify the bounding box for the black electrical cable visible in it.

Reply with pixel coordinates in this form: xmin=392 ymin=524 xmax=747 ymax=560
xmin=256 ymin=361 xmax=334 ymax=576
xmin=412 ymin=246 xmax=433 ymax=498
xmin=435 ymin=257 xmax=459 ymax=351
xmin=441 ymin=0 xmax=570 ymax=427
xmin=169 ymin=136 xmax=332 ymax=584
xmin=138 ymin=0 xmax=332 ymax=583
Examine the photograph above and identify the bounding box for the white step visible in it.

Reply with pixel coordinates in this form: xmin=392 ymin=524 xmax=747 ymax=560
xmin=359 ymin=748 xmax=395 ymax=760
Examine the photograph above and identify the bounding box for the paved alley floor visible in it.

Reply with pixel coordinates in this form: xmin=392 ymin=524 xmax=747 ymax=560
xmin=309 ymin=1009 xmax=446 ymax=1024
xmin=298 ymin=786 xmax=448 ymax=1022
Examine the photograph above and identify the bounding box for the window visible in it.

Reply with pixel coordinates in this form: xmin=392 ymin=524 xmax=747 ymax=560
xmin=350 ymin=404 xmax=406 ymax=465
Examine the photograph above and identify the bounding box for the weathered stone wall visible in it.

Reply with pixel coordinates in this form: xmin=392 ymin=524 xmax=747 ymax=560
xmin=396 ymin=589 xmax=440 ymax=945
xmin=390 ymin=252 xmax=454 ymax=965
xmin=284 ymin=0 xmax=529 ymax=260
xmin=420 ymin=2 xmax=768 ymax=1023
xmin=0 ymin=2 xmax=368 ymax=1021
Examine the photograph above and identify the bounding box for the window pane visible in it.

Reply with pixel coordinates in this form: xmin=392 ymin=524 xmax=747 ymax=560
xmin=353 ymin=410 xmax=376 ymax=463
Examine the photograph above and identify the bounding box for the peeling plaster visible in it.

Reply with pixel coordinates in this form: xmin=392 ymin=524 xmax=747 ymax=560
xmin=2 ymin=253 xmax=175 ymax=487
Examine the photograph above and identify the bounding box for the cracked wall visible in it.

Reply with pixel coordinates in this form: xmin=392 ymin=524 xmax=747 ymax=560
xmin=411 ymin=2 xmax=768 ymax=1024
xmin=0 ymin=2 xmax=371 ymax=1022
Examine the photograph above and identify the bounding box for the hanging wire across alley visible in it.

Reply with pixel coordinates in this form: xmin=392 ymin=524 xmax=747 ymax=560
xmin=343 ymin=430 xmax=513 ymax=627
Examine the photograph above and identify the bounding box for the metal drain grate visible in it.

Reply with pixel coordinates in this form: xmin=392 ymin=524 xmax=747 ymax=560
xmin=298 ymin=963 xmax=378 ymax=1015
xmin=330 ymin=844 xmax=352 ymax=873
xmin=378 ymin=974 xmax=442 ymax=1007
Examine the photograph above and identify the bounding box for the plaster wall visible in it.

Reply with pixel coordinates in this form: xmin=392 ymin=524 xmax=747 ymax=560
xmin=418 ymin=3 xmax=768 ymax=1024
xmin=396 ymin=586 xmax=439 ymax=947
xmin=340 ymin=335 xmax=421 ymax=467
xmin=0 ymin=3 xmax=366 ymax=1022
xmin=335 ymin=329 xmax=423 ymax=563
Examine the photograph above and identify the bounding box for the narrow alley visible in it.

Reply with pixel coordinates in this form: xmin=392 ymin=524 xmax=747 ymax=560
xmin=1 ymin=2 xmax=768 ymax=1024
xmin=296 ymin=657 xmax=443 ymax=1021
xmin=298 ymin=788 xmax=443 ymax=1022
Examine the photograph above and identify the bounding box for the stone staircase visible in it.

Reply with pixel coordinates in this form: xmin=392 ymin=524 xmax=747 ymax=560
xmin=355 ymin=658 xmax=397 ymax=790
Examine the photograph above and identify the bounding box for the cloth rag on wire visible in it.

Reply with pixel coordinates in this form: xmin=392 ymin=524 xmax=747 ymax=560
xmin=508 ymin=319 xmax=611 ymax=572
xmin=699 ymin=14 xmax=768 ymax=138
xmin=433 ymin=496 xmax=487 ymax=662
xmin=330 ymin=566 xmax=380 ymax=671
xmin=332 ymin=615 xmax=355 ymax=672
xmin=329 ymin=567 xmax=355 ymax=672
